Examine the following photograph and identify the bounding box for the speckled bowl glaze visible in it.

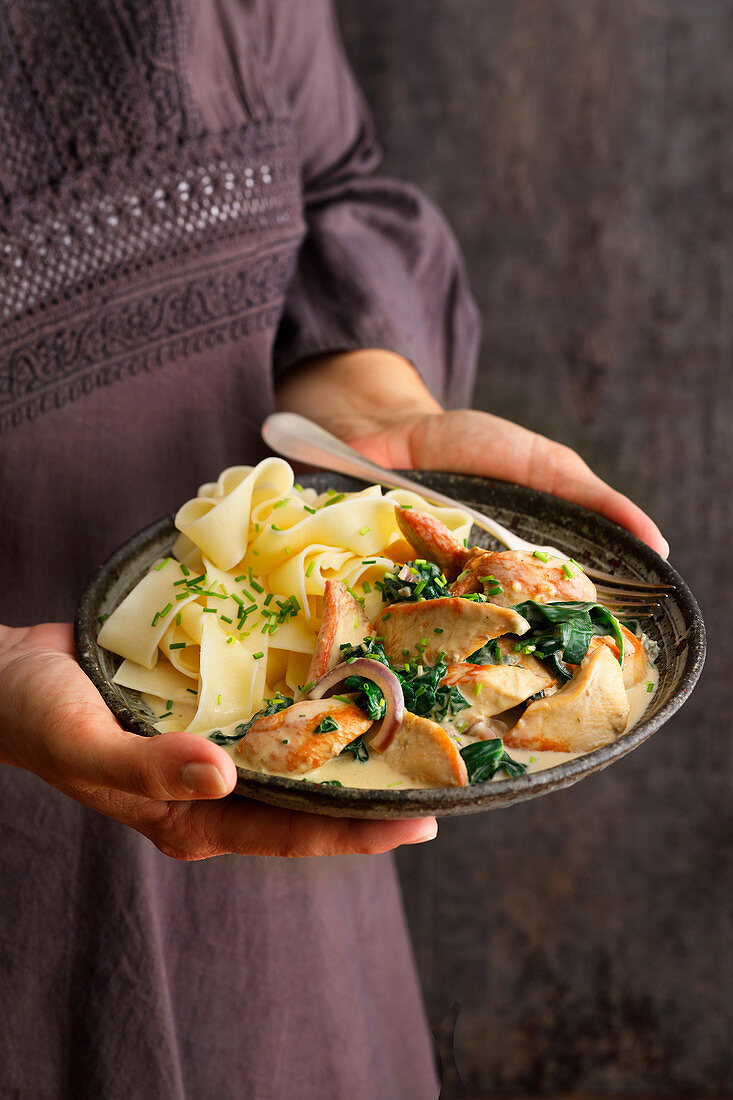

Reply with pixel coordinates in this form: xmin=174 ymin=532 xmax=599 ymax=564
xmin=75 ymin=472 xmax=705 ymax=818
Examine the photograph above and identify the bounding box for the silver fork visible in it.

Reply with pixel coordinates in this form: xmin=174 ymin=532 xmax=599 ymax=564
xmin=261 ymin=413 xmax=672 ymax=615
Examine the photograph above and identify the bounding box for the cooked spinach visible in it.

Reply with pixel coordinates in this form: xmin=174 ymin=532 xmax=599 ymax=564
xmin=379 ymin=560 xmax=450 ymax=604
xmin=511 ymin=600 xmax=624 ymax=683
xmin=314 ymin=716 xmax=339 ymax=734
xmin=460 ymin=739 xmax=528 ymax=782
xmin=341 ymin=734 xmax=370 ymax=762
xmin=341 ymin=639 xmax=470 ymax=724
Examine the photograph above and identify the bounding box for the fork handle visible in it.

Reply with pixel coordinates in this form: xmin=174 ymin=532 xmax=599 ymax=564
xmin=261 ymin=413 xmax=566 ymax=557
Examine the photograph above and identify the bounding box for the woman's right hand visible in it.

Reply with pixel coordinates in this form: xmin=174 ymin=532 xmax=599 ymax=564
xmin=0 ymin=623 xmax=438 ymax=859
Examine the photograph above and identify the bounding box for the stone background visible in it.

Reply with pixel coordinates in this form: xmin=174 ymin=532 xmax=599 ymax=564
xmin=334 ymin=1 xmax=731 ymax=1096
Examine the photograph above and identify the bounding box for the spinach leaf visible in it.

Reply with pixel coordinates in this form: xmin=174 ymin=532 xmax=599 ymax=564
xmin=466 ymin=638 xmax=508 ymax=665
xmin=341 ymin=734 xmax=370 ymax=762
xmin=341 ymin=639 xmax=470 ymax=725
xmin=460 ymin=739 xmax=528 ymax=783
xmin=511 ymin=600 xmax=624 ymax=682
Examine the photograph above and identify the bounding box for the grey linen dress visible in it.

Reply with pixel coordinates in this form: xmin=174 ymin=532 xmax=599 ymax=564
xmin=0 ymin=2 xmax=478 ymax=1096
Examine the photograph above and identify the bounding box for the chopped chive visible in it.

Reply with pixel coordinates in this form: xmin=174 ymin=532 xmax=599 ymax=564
xmin=160 ymin=602 xmax=173 ymax=618
xmin=463 ymin=538 xmax=468 ymax=547
xmin=179 ymin=563 xmax=190 ymax=576
xmin=97 ymin=613 xmax=109 ymax=625
xmin=321 ymin=493 xmax=345 ymax=508
xmin=303 ymin=505 xmax=316 ymax=514
xmin=305 ymin=560 xmax=315 ymax=578
xmin=216 ymin=694 xmax=222 ymax=705
xmin=281 ymin=739 xmax=289 ymax=744
xmin=252 ymin=549 xmax=259 ymax=556
xmin=400 ymin=504 xmax=413 ymax=510
xmin=234 ymin=574 xmax=247 ymax=582
xmin=478 ymin=575 xmax=495 ymax=583
xmin=294 ymin=482 xmax=304 ymax=491
xmin=188 ymin=573 xmax=206 ymax=586
xmin=173 ymin=578 xmax=189 ymax=587
xmin=221 ymin=615 xmax=233 ymax=624
xmin=166 ymin=699 xmax=172 ymax=709
xmin=416 ymin=638 xmax=428 ymax=650
xmin=230 ymin=593 xmax=244 ymax=608
xmin=456 ymin=570 xmax=469 ymax=582
xmin=402 ymin=649 xmax=411 ymax=657
xmin=226 ymin=636 xmax=235 ymax=645
xmin=434 ymin=626 xmax=444 ymax=634
xmin=359 ymin=526 xmax=370 ymax=536
xmin=646 ymin=682 xmax=654 ymax=693
xmin=169 ymin=642 xmax=186 ymax=650
xmin=250 ymin=579 xmax=264 ymax=594
xmin=151 ymin=612 xmax=160 ymax=627
xmin=242 ymin=604 xmax=258 ymax=616
xmin=254 ymin=523 xmax=260 ymax=533
xmin=186 ymin=687 xmax=197 ymax=695
xmin=272 ymin=498 xmax=288 ymax=509
xmin=533 ymin=551 xmax=549 ymax=563
xmin=253 ymin=651 xmax=264 ymax=660
xmin=353 ymin=615 xmax=359 ymax=629
xmin=474 ymin=683 xmax=482 ymax=696
xmin=153 ymin=557 xmax=171 ymax=572
xmin=175 ymin=592 xmax=188 ymax=601
xmin=382 ymin=612 xmax=391 ymax=621
xmin=487 ymin=585 xmax=503 ymax=595
xmin=202 ymin=608 xmax=216 ymax=614
xmin=268 ymin=624 xmax=279 ymax=635
xmin=362 ymin=559 xmax=376 ymax=565
xmin=240 ymin=586 xmax=255 ymax=602
xmin=363 ymin=581 xmax=372 ymax=594
xmin=175 ymin=613 xmax=181 ymax=626
xmin=159 ymin=711 xmax=173 ymax=719
xmin=271 ymin=524 xmax=283 ymax=531
xmin=264 ymin=593 xmax=274 ymax=606
xmin=301 ymin=681 xmax=315 ymax=694
xmin=562 ymin=563 xmax=574 ymax=579
xmin=289 ymin=595 xmax=301 ymax=613
xmin=261 ymin=624 xmax=269 ymax=634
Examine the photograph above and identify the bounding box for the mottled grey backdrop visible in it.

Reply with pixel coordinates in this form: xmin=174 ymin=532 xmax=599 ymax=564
xmin=335 ymin=1 xmax=731 ymax=1096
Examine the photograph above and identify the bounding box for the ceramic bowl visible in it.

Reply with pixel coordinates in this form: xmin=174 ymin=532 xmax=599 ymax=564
xmin=75 ymin=472 xmax=705 ymax=818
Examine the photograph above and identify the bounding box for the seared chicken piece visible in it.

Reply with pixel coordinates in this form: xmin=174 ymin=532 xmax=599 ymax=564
xmin=395 ymin=506 xmax=596 ymax=606
xmin=441 ymin=664 xmax=553 ymax=727
xmin=379 ymin=711 xmax=468 ymax=787
xmin=450 ymin=549 xmax=597 ymax=606
xmin=395 ymin=507 xmax=469 ymax=579
xmin=237 ymin=698 xmax=372 ymax=775
xmin=504 ymin=645 xmax=630 ymax=753
xmin=307 ymin=579 xmax=374 ymax=683
xmin=586 ymin=627 xmax=649 ymax=689
xmin=376 ymin=598 xmax=529 ymax=665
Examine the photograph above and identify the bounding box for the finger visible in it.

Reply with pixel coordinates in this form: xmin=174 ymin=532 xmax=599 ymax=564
xmin=151 ymin=797 xmax=439 ymax=860
xmin=410 ymin=412 xmax=670 ymax=558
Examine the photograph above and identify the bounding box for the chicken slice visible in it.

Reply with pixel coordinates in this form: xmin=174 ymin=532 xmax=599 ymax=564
xmin=236 ymin=698 xmax=372 ymax=775
xmin=307 ymin=579 xmax=374 ymax=683
xmin=504 ymin=645 xmax=630 ymax=753
xmin=378 ymin=711 xmax=468 ymax=787
xmin=586 ymin=627 xmax=649 ymax=689
xmin=442 ymin=664 xmax=554 ymax=730
xmin=377 ymin=598 xmax=530 ymax=665
xmin=450 ymin=549 xmax=597 ymax=606
xmin=395 ymin=507 xmax=470 ymax=579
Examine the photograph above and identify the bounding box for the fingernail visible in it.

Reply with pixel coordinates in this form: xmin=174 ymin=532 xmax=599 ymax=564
xmin=181 ymin=762 xmax=229 ymax=797
xmin=659 ymin=537 xmax=670 ymax=560
xmin=410 ymin=822 xmax=438 ymax=844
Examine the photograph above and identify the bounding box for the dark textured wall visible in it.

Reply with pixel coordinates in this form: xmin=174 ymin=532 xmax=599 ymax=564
xmin=335 ymin=2 xmax=731 ymax=1096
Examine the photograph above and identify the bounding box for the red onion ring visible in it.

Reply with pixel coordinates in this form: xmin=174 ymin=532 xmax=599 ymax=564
xmin=306 ymin=658 xmax=404 ymax=752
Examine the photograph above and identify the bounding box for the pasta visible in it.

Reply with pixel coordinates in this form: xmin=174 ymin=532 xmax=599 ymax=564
xmin=98 ymin=459 xmax=473 ymax=732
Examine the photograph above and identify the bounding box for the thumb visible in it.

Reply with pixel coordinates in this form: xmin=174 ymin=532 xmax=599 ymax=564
xmin=72 ymin=726 xmax=239 ymax=801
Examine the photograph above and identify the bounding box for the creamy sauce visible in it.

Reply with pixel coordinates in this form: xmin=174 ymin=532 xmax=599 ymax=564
xmin=144 ymin=659 xmax=659 ymax=790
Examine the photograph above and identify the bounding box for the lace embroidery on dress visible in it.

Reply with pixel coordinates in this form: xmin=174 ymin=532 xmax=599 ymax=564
xmin=0 ymin=0 xmax=304 ymax=434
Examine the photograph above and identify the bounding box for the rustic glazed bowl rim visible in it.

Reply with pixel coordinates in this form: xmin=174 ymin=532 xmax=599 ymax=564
xmin=75 ymin=472 xmax=706 ymax=817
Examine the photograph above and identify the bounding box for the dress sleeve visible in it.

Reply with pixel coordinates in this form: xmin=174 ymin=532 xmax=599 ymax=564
xmin=268 ymin=0 xmax=480 ymax=408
